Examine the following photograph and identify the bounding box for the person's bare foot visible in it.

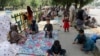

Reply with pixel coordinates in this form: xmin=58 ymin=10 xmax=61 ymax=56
xmin=73 ymin=42 xmax=76 ymax=44
xmin=85 ymin=51 xmax=89 ymax=54
xmin=67 ymin=30 xmax=69 ymax=32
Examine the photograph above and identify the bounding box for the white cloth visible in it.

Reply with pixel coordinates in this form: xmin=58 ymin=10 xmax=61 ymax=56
xmin=58 ymin=10 xmax=63 ymax=16
xmin=69 ymin=5 xmax=75 ymax=22
xmin=0 ymin=41 xmax=20 ymax=56
xmin=0 ymin=15 xmax=11 ymax=42
xmin=54 ymin=16 xmax=59 ymax=23
xmin=0 ymin=15 xmax=21 ymax=56
xmin=69 ymin=5 xmax=75 ymax=13
xmin=96 ymin=39 xmax=100 ymax=51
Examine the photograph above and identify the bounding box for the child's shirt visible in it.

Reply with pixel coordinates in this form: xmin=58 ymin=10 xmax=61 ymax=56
xmin=74 ymin=34 xmax=86 ymax=44
xmin=51 ymin=45 xmax=61 ymax=54
xmin=44 ymin=24 xmax=53 ymax=31
xmin=63 ymin=19 xmax=69 ymax=23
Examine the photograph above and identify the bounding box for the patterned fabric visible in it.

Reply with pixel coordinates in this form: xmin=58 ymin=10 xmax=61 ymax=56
xmin=17 ymin=31 xmax=58 ymax=56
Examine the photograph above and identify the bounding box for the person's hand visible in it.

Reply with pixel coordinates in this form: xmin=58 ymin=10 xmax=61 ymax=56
xmin=80 ymin=48 xmax=83 ymax=51
xmin=47 ymin=31 xmax=50 ymax=34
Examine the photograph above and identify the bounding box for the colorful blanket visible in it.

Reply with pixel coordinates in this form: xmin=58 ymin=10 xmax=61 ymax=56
xmin=17 ymin=30 xmax=58 ymax=56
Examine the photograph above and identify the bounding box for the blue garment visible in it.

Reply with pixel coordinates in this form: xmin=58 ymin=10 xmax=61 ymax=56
xmin=91 ymin=34 xmax=97 ymax=43
xmin=83 ymin=38 xmax=95 ymax=52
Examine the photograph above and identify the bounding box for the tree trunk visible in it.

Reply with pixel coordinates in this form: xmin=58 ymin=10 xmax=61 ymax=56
xmin=66 ymin=2 xmax=71 ymax=12
xmin=75 ymin=0 xmax=78 ymax=9
xmin=79 ymin=0 xmax=84 ymax=8
xmin=1 ymin=6 xmax=4 ymax=10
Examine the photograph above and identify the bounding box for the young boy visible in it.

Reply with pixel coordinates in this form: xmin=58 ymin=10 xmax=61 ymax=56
xmin=73 ymin=29 xmax=86 ymax=44
xmin=44 ymin=19 xmax=53 ymax=38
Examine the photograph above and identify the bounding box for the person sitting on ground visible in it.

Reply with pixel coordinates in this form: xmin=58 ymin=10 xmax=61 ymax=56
xmin=81 ymin=37 xmax=95 ymax=54
xmin=47 ymin=40 xmax=66 ymax=56
xmin=89 ymin=17 xmax=97 ymax=28
xmin=44 ymin=19 xmax=53 ymax=38
xmin=84 ymin=16 xmax=91 ymax=26
xmin=73 ymin=29 xmax=86 ymax=44
xmin=8 ymin=25 xmax=26 ymax=44
xmin=31 ymin=20 xmax=39 ymax=33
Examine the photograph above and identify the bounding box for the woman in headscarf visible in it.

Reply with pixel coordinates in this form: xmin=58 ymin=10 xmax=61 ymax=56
xmin=8 ymin=24 xmax=26 ymax=44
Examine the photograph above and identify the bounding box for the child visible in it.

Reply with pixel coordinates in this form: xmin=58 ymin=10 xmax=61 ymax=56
xmin=84 ymin=16 xmax=91 ymax=26
xmin=62 ymin=15 xmax=70 ymax=32
xmin=47 ymin=40 xmax=66 ymax=56
xmin=44 ymin=19 xmax=53 ymax=38
xmin=90 ymin=17 xmax=97 ymax=28
xmin=73 ymin=29 xmax=86 ymax=44
xmin=31 ymin=20 xmax=39 ymax=33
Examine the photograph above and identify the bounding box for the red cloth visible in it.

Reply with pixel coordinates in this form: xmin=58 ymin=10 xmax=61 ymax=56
xmin=62 ymin=19 xmax=69 ymax=29
xmin=28 ymin=15 xmax=33 ymax=20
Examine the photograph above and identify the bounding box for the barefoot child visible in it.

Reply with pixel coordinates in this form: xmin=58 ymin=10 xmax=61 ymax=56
xmin=44 ymin=19 xmax=53 ymax=38
xmin=62 ymin=15 xmax=70 ymax=32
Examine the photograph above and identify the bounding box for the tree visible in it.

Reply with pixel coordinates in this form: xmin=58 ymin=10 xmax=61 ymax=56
xmin=8 ymin=0 xmax=20 ymax=9
xmin=51 ymin=0 xmax=93 ymax=8
xmin=0 ymin=0 xmax=8 ymax=10
xmin=51 ymin=0 xmax=62 ymax=6
xmin=78 ymin=0 xmax=94 ymax=8
xmin=19 ymin=0 xmax=26 ymax=8
xmin=31 ymin=0 xmax=37 ymax=8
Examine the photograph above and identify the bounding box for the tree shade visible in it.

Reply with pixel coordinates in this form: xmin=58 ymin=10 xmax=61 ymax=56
xmin=0 ymin=0 xmax=94 ymax=10
xmin=51 ymin=0 xmax=94 ymax=8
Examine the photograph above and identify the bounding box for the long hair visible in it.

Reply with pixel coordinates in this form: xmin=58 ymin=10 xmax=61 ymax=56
xmin=53 ymin=40 xmax=61 ymax=46
xmin=27 ymin=6 xmax=33 ymax=17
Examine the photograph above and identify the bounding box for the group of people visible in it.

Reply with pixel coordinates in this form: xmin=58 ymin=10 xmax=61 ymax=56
xmin=43 ymin=3 xmax=100 ymax=55
xmin=7 ymin=3 xmax=100 ymax=56
xmin=76 ymin=9 xmax=97 ymax=30
xmin=73 ymin=29 xmax=94 ymax=54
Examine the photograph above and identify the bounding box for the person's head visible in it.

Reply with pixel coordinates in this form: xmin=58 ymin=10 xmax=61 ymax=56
xmin=46 ymin=19 xmax=50 ymax=24
xmin=64 ymin=15 xmax=68 ymax=19
xmin=84 ymin=8 xmax=87 ymax=11
xmin=32 ymin=20 xmax=36 ymax=25
xmin=92 ymin=17 xmax=96 ymax=21
xmin=27 ymin=6 xmax=33 ymax=16
xmin=53 ymin=40 xmax=60 ymax=46
xmin=86 ymin=16 xmax=91 ymax=20
xmin=79 ymin=29 xmax=84 ymax=35
xmin=10 ymin=25 xmax=18 ymax=32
